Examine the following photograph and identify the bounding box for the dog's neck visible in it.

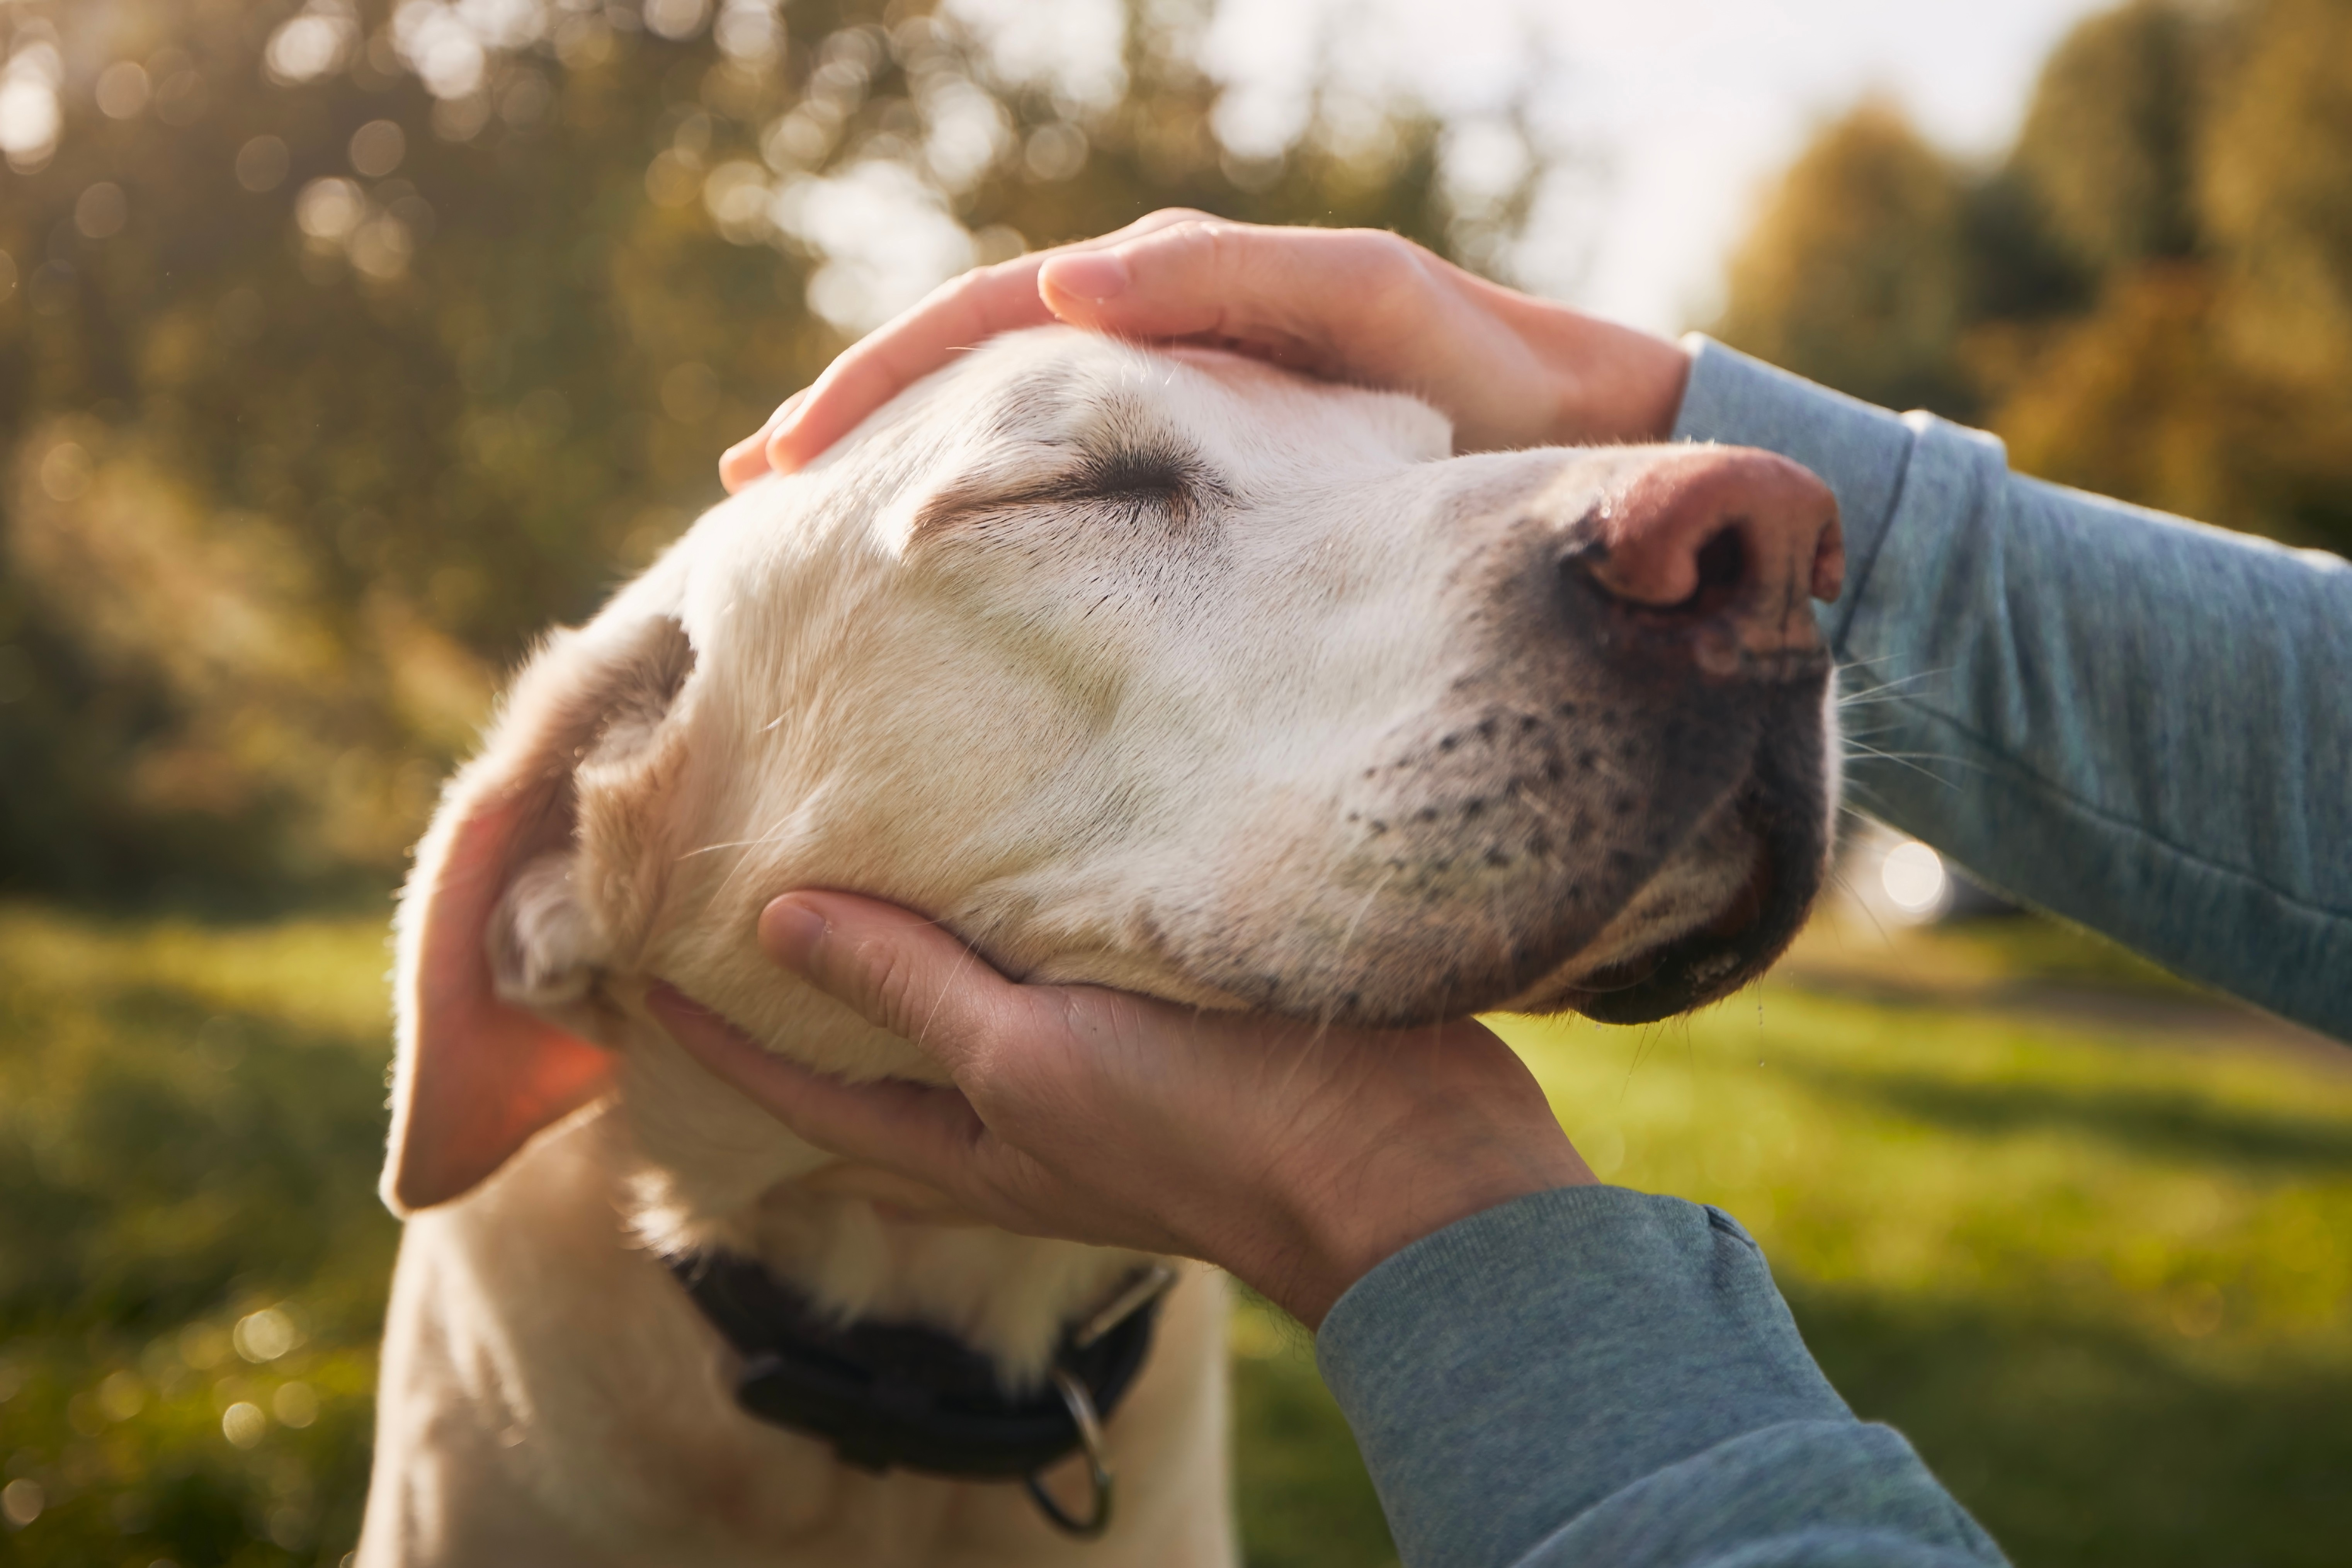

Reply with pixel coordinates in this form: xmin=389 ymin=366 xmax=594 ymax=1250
xmin=595 ymin=988 xmax=1145 ymax=1386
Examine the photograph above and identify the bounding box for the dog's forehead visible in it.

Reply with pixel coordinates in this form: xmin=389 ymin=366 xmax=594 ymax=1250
xmin=673 ymin=326 xmax=1456 ymax=644
xmin=925 ymin=328 xmax=1452 ymax=467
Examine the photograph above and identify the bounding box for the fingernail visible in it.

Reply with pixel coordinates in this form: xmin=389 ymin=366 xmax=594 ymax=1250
xmin=1041 ymin=251 xmax=1130 ymax=304
xmin=761 ymin=896 xmax=829 ymax=971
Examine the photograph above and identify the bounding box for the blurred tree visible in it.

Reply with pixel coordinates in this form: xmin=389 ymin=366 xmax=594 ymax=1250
xmin=2009 ymin=0 xmax=2204 ymax=273
xmin=1713 ymin=102 xmax=1974 ymax=417
xmin=0 ymin=0 xmax=1548 ymax=905
xmin=2202 ymin=0 xmax=2352 ymax=390
xmin=1713 ymin=0 xmax=2352 ymax=556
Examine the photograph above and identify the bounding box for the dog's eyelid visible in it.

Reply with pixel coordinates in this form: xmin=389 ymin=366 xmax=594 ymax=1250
xmin=1067 ymin=442 xmax=1230 ymax=504
xmin=911 ymin=444 xmax=1226 ymax=536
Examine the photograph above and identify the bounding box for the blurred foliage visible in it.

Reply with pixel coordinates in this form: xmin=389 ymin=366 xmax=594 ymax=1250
xmin=1715 ymin=0 xmax=2352 ymax=559
xmin=1712 ymin=102 xmax=1978 ymax=420
xmin=5 ymin=900 xmax=2347 ymax=1566
xmin=0 ymin=0 xmax=1533 ymax=906
xmin=0 ymin=905 xmax=396 ymax=1567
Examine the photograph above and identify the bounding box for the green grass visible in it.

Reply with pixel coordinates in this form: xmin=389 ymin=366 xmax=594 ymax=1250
xmin=0 ymin=905 xmax=400 ymax=1568
xmin=2 ymin=903 xmax=2347 ymax=1566
xmin=1503 ymin=991 xmax=2352 ymax=1567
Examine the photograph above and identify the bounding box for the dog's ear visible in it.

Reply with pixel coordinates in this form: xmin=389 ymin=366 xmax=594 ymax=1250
xmin=382 ymin=608 xmax=697 ymax=1215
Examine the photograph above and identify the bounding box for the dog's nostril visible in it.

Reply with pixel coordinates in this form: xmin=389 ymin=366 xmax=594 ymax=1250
xmin=1557 ymin=537 xmax=1605 ymax=578
xmin=1566 ymin=524 xmax=1751 ymax=619
xmin=1553 ymin=449 xmax=1837 ymax=673
xmin=1685 ymin=527 xmax=1747 ymax=609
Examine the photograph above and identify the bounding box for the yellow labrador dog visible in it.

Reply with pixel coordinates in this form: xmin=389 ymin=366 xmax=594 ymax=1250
xmin=357 ymin=327 xmax=1842 ymax=1566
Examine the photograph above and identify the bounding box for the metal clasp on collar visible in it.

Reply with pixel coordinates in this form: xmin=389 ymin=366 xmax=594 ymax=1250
xmin=1026 ymin=1367 xmax=1114 ymax=1537
xmin=1023 ymin=1265 xmax=1177 ymax=1540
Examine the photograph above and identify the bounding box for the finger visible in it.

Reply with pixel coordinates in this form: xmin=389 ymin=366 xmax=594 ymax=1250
xmin=719 ymin=389 xmax=806 ymax=491
xmin=763 ymin=209 xmax=1213 ymax=474
xmin=758 ymin=892 xmax=1040 ymax=1077
xmin=645 ymin=980 xmax=990 ymax=1186
xmin=764 ymin=266 xmax=1057 ymax=473
xmin=1039 ymin=221 xmax=1437 ymax=374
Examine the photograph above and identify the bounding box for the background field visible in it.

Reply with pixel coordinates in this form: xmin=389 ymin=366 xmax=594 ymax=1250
xmin=2 ymin=898 xmax=2345 ymax=1568
xmin=4 ymin=1 xmax=2350 ymax=1564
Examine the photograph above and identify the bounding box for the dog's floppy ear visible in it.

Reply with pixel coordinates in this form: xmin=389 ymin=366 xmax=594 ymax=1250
xmin=382 ymin=605 xmax=697 ymax=1215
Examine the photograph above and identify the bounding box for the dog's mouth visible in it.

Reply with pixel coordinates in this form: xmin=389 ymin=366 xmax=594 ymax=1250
xmin=1141 ymin=658 xmax=1834 ymax=1031
xmin=1463 ymin=669 xmax=1833 ymax=1029
xmin=1561 ymin=701 xmax=1834 ymax=1029
xmin=1561 ymin=808 xmax=1797 ymax=1029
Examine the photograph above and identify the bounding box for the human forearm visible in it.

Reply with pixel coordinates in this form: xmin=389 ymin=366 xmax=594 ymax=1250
xmin=1673 ymin=338 xmax=2352 ymax=1040
xmin=1319 ymin=1187 xmax=2005 ymax=1568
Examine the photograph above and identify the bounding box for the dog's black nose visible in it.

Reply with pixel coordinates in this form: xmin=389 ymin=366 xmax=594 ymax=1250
xmin=1562 ymin=449 xmax=1843 ymax=675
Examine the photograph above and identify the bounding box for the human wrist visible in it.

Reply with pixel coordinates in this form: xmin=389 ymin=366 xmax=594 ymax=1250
xmin=1258 ymin=1137 xmax=1594 ymax=1327
xmin=1515 ymin=296 xmax=1693 ymax=446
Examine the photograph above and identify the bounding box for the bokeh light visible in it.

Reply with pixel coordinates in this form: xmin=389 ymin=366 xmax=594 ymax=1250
xmin=1881 ymin=838 xmax=1953 ymax=920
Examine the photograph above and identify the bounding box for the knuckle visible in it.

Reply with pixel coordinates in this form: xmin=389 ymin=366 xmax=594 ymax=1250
xmin=956 ymin=1001 xmax=1028 ymax=1088
xmin=861 ymin=942 xmax=930 ymax=1036
xmin=1143 ymin=214 xmax=1231 ymax=261
xmin=1151 ymin=219 xmax=1245 ymax=297
xmin=1135 ymin=205 xmax=1213 ymax=231
xmin=1347 ymin=229 xmax=1427 ymax=291
xmin=946 ymin=260 xmax=1005 ymax=295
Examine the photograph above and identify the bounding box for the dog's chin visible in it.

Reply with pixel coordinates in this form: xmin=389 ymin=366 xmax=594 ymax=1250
xmin=1537 ymin=789 xmax=1827 ymax=1026
xmin=1297 ymin=760 xmax=1830 ymax=1030
xmin=1210 ymin=833 xmax=1819 ymax=1031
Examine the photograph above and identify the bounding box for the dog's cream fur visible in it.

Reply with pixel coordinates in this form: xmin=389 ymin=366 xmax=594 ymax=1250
xmin=359 ymin=329 xmax=1836 ymax=1565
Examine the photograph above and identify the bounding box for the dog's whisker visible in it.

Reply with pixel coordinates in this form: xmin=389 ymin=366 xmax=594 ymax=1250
xmin=915 ymin=932 xmax=988 ymax=1056
xmin=1834 ymin=683 xmax=1944 ymax=708
xmin=676 ymin=837 xmax=772 ymax=859
xmin=1325 ymin=865 xmax=1401 ymax=1022
xmin=1840 ymin=741 xmax=1976 ymax=787
xmin=1834 ymin=663 xmax=1952 ymax=702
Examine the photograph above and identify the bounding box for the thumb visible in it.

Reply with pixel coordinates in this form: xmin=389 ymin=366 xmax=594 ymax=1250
xmin=758 ymin=892 xmax=1026 ymax=1077
xmin=1037 ymin=220 xmax=1420 ymax=372
xmin=645 ymin=980 xmax=988 ymax=1186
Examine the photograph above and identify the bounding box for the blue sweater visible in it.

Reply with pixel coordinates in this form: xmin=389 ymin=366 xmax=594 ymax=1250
xmin=1313 ymin=338 xmax=2352 ymax=1568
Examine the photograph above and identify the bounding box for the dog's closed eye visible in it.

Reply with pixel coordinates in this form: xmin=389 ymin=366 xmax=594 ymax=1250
xmin=915 ymin=441 xmax=1228 ymax=537
xmin=1061 ymin=447 xmax=1202 ymax=507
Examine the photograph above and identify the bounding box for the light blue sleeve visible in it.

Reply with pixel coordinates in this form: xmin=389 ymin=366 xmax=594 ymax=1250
xmin=1672 ymin=336 xmax=2352 ymax=1042
xmin=1310 ymin=346 xmax=2349 ymax=1568
xmin=1315 ymin=1187 xmax=2005 ymax=1568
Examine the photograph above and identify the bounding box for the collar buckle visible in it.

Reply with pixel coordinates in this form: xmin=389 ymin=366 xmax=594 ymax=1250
xmin=1024 ymin=1366 xmax=1114 ymax=1537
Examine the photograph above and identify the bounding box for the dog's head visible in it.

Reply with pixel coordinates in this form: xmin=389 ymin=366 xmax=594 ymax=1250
xmin=383 ymin=327 xmax=1841 ymax=1218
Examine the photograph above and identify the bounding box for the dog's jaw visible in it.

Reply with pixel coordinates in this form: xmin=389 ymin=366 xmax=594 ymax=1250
xmin=594 ymin=983 xmax=1147 ymax=1389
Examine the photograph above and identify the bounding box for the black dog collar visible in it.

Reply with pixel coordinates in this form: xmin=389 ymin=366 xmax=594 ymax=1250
xmin=668 ymin=1252 xmax=1175 ymax=1538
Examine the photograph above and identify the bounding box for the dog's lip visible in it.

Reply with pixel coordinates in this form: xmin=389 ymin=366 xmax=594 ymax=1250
xmin=1557 ymin=844 xmax=1772 ymax=1006
xmin=1553 ymin=767 xmax=1830 ymax=1029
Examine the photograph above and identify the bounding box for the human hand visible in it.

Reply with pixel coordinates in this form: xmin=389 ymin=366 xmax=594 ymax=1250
xmin=719 ymin=214 xmax=1693 ymax=491
xmin=646 ymin=891 xmax=1594 ymax=1328
xmin=720 ymin=207 xmax=1207 ymax=489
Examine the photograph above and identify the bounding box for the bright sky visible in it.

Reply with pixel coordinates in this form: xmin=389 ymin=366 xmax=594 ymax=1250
xmin=1199 ymin=0 xmax=2120 ymax=334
